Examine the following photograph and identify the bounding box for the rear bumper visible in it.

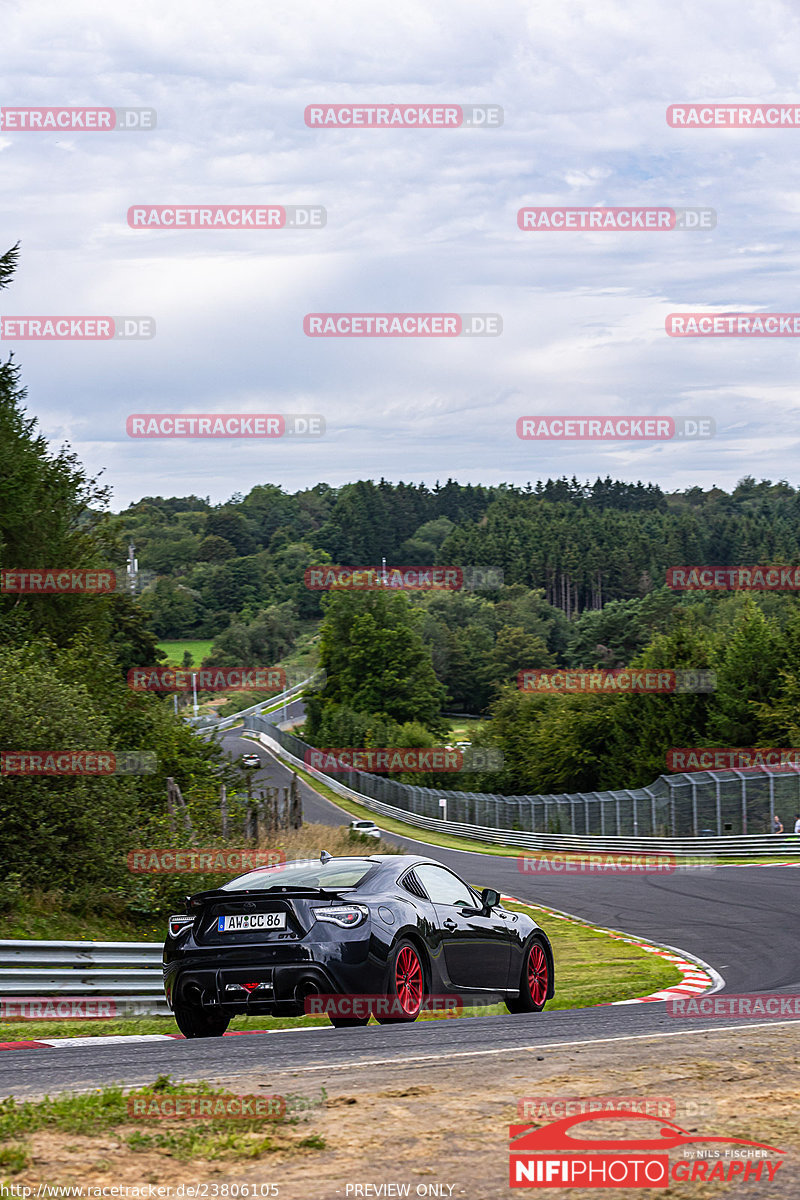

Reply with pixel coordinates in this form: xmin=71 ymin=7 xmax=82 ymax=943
xmin=165 ymin=960 xmax=342 ymax=1015
xmin=163 ymin=936 xmax=383 ymax=1015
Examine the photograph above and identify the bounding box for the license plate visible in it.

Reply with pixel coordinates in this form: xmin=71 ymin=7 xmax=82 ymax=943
xmin=218 ymin=912 xmax=287 ymax=932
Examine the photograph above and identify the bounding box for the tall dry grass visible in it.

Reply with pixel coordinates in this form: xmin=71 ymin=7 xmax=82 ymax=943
xmin=260 ymin=821 xmax=402 ymax=861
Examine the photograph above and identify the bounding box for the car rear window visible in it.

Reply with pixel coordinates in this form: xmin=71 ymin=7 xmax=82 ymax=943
xmin=222 ymin=857 xmax=376 ymax=892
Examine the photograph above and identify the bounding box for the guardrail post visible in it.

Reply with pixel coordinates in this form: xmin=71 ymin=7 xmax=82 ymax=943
xmin=642 ymin=787 xmax=656 ymax=836
xmin=714 ymin=776 xmax=722 ymax=835
xmin=769 ymin=773 xmax=775 ymax=832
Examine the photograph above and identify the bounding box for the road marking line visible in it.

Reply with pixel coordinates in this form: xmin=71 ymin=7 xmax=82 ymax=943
xmin=260 ymin=1020 xmax=800 ymax=1074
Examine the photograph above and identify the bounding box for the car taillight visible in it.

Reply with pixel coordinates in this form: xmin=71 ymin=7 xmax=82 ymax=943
xmin=313 ymin=904 xmax=368 ymax=928
xmin=168 ymin=914 xmax=194 ymax=937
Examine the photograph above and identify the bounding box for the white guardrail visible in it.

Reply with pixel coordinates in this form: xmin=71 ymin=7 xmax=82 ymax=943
xmin=0 ymin=940 xmax=168 ymax=1017
xmin=249 ymin=727 xmax=800 ymax=858
xmin=187 ymin=672 xmax=322 ymax=733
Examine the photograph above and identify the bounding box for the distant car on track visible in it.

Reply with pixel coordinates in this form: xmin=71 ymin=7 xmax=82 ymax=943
xmin=240 ymin=752 xmax=261 ymax=768
xmin=348 ymin=818 xmax=382 ymax=840
xmin=163 ymin=853 xmax=554 ymax=1036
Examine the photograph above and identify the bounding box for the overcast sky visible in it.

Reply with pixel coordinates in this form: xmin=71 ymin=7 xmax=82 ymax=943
xmin=2 ymin=0 xmax=800 ymax=510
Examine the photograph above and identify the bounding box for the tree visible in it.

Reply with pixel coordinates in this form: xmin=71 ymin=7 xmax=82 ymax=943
xmin=204 ymin=509 xmax=258 ymax=555
xmin=485 ymin=626 xmax=554 ymax=693
xmin=197 ymin=534 xmax=238 ymax=562
xmin=0 ymin=244 xmax=113 ymax=648
xmin=0 ymin=245 xmax=245 ymax=917
xmin=204 ymin=602 xmax=297 ymax=669
xmin=306 ymin=590 xmax=448 ymax=738
xmin=706 ymin=601 xmax=785 ymax=746
xmin=140 ymin=578 xmax=202 ymax=638
xmin=0 ymin=645 xmax=139 ymax=889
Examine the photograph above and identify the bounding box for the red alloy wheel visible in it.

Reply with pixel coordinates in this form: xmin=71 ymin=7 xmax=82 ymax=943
xmin=395 ymin=945 xmax=423 ymax=1015
xmin=527 ymin=942 xmax=548 ymax=1008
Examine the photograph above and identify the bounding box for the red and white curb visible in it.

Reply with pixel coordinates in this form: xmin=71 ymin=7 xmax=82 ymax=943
xmin=500 ymin=894 xmax=723 ymax=1004
xmin=0 ymin=1027 xmax=328 ymax=1051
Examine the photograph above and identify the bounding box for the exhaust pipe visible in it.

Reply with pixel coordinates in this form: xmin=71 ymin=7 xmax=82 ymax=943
xmin=294 ymin=977 xmax=321 ymax=1009
xmin=183 ymin=983 xmax=203 ymax=1005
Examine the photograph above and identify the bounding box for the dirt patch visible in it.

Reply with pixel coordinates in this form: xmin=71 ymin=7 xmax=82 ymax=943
xmin=5 ymin=1025 xmax=799 ymax=1199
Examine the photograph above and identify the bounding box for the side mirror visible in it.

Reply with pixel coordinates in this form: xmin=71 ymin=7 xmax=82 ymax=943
xmin=480 ymin=887 xmax=501 ymax=912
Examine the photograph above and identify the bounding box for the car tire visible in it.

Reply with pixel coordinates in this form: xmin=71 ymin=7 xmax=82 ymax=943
xmin=173 ymin=1002 xmax=230 ymax=1038
xmin=328 ymin=1014 xmax=371 ymax=1028
xmin=375 ymin=939 xmax=426 ymax=1024
xmin=505 ymin=937 xmax=549 ymax=1014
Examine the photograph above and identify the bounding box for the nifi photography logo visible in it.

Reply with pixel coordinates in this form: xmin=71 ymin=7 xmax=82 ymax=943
xmin=509 ymin=1110 xmax=785 ymax=1188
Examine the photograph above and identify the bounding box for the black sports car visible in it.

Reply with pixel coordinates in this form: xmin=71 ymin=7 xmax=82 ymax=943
xmin=163 ymin=852 xmax=554 ymax=1036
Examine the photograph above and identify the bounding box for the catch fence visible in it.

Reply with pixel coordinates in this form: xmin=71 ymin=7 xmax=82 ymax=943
xmin=245 ymin=717 xmax=800 ymax=841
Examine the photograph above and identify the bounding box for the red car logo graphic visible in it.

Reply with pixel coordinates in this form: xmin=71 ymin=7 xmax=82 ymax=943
xmin=510 ymin=1110 xmax=785 ymax=1154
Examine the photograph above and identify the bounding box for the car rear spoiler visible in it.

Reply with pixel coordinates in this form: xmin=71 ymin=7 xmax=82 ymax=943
xmin=185 ymin=886 xmax=351 ymax=909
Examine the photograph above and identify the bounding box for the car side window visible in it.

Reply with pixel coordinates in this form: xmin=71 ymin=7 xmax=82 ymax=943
xmin=415 ymin=864 xmax=477 ymax=907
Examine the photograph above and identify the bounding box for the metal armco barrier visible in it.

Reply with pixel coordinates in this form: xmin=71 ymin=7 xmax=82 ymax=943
xmin=187 ymin=672 xmax=321 ymax=733
xmin=0 ymin=940 xmax=168 ymax=1016
xmin=246 ymin=718 xmax=800 ymax=857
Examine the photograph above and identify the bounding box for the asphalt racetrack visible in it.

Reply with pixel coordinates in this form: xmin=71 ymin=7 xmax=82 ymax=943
xmin=1 ymin=729 xmax=798 ymax=1100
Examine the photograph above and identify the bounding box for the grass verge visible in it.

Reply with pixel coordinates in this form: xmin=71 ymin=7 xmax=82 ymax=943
xmin=156 ymin=640 xmax=214 ymax=666
xmin=0 ymin=1075 xmax=327 ymax=1179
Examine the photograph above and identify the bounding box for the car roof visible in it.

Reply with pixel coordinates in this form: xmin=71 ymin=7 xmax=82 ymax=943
xmin=274 ymin=853 xmax=457 ymax=873
xmin=361 ymin=854 xmax=456 ymax=872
